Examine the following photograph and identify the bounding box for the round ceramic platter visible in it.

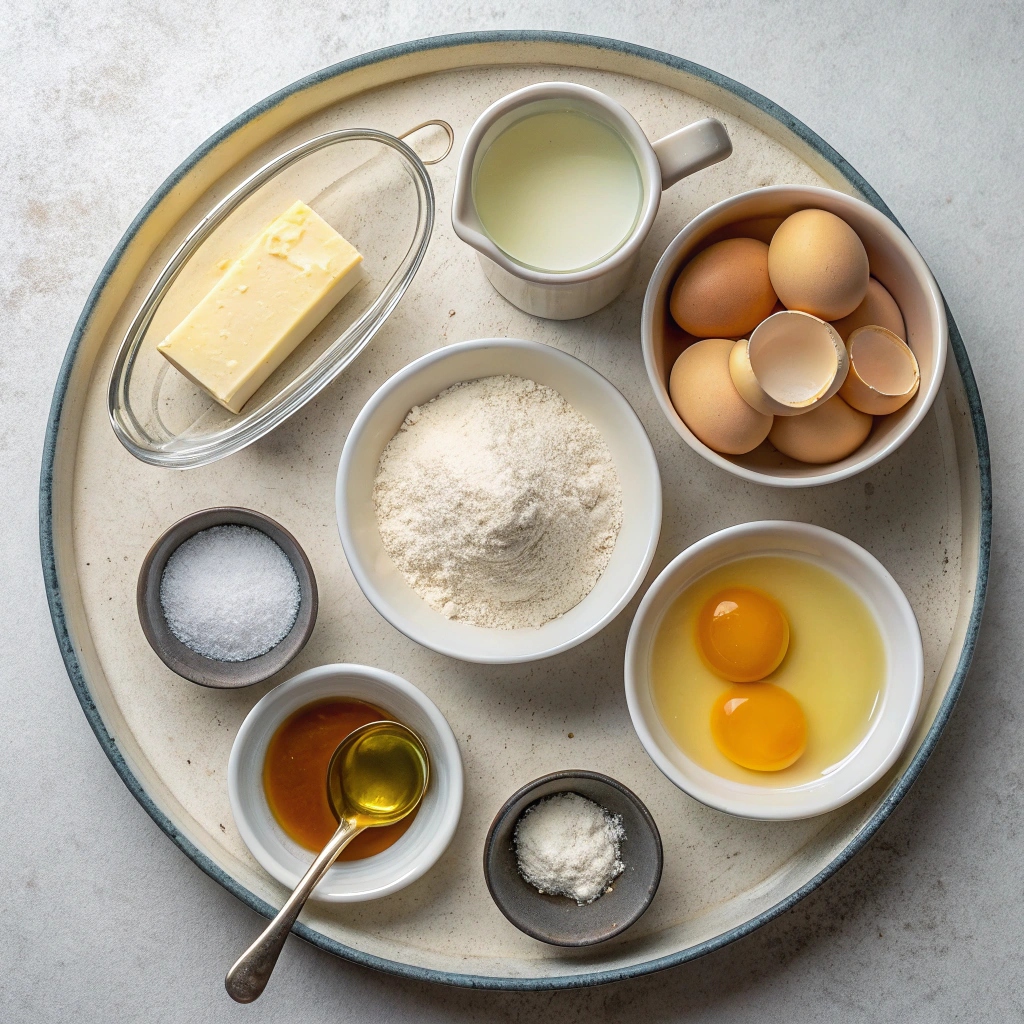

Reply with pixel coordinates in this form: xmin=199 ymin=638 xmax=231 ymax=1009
xmin=41 ymin=32 xmax=990 ymax=989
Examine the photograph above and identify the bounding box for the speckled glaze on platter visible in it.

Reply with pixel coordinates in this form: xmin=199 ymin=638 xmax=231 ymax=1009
xmin=40 ymin=32 xmax=990 ymax=989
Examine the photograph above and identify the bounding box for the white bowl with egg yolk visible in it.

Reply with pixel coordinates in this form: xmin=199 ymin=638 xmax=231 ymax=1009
xmin=624 ymin=520 xmax=924 ymax=820
xmin=337 ymin=338 xmax=662 ymax=664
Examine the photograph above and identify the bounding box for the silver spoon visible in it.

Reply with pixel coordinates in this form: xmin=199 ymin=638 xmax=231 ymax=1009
xmin=225 ymin=720 xmax=429 ymax=1002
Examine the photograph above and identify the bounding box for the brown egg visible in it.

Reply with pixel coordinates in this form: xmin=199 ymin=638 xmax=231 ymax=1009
xmin=830 ymin=277 xmax=906 ymax=342
xmin=768 ymin=210 xmax=869 ymax=320
xmin=669 ymin=338 xmax=773 ymax=455
xmin=768 ymin=394 xmax=872 ymax=464
xmin=669 ymin=238 xmax=778 ymax=338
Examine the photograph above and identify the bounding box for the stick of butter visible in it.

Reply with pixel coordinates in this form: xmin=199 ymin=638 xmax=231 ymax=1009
xmin=157 ymin=200 xmax=364 ymax=413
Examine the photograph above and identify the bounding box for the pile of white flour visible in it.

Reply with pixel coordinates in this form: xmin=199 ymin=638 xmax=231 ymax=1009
xmin=373 ymin=375 xmax=623 ymax=629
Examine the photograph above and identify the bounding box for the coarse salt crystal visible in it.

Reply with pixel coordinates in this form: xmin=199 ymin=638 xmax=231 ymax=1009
xmin=159 ymin=524 xmax=300 ymax=662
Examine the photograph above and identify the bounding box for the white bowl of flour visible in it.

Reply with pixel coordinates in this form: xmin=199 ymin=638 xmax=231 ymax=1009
xmin=337 ymin=338 xmax=662 ymax=663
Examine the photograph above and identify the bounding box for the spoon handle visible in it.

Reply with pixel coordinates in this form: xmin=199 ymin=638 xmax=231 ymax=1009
xmin=225 ymin=818 xmax=361 ymax=1002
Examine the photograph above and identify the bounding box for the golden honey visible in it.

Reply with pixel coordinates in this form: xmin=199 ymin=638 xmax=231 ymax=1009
xmin=262 ymin=699 xmax=418 ymax=857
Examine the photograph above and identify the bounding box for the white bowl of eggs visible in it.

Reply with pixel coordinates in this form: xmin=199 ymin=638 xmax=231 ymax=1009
xmin=641 ymin=185 xmax=947 ymax=486
xmin=624 ymin=521 xmax=924 ymax=820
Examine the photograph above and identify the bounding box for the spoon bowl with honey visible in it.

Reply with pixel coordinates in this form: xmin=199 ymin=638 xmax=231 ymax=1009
xmin=225 ymin=720 xmax=429 ymax=1003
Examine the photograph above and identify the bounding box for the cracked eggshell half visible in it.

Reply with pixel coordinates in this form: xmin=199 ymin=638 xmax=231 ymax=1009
xmin=669 ymin=338 xmax=773 ymax=455
xmin=729 ymin=310 xmax=849 ymax=417
xmin=839 ymin=325 xmax=921 ymax=415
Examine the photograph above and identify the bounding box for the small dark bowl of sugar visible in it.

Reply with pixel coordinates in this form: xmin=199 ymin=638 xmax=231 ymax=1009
xmin=483 ymin=770 xmax=663 ymax=946
xmin=137 ymin=507 xmax=318 ymax=688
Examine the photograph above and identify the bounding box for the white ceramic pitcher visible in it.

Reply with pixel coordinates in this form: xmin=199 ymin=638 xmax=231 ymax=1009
xmin=451 ymin=82 xmax=732 ymax=320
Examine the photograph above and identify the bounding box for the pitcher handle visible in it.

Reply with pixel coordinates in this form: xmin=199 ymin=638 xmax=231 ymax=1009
xmin=653 ymin=118 xmax=732 ymax=190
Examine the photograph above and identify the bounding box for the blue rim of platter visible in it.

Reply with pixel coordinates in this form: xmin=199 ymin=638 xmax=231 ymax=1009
xmin=39 ymin=30 xmax=991 ymax=991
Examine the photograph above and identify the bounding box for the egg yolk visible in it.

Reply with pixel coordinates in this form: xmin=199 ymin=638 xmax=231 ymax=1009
xmin=697 ymin=587 xmax=790 ymax=682
xmin=710 ymin=683 xmax=807 ymax=772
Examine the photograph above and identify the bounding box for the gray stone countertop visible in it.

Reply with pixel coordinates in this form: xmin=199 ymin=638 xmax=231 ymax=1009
xmin=2 ymin=2 xmax=1020 ymax=1021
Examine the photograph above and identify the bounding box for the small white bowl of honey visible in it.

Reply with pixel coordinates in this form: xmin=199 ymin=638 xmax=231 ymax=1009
xmin=228 ymin=663 xmax=463 ymax=901
xmin=624 ymin=521 xmax=923 ymax=819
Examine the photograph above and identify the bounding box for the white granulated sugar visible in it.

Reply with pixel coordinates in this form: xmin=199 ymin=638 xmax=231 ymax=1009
xmin=159 ymin=525 xmax=301 ymax=662
xmin=373 ymin=375 xmax=623 ymax=629
xmin=514 ymin=792 xmax=626 ymax=905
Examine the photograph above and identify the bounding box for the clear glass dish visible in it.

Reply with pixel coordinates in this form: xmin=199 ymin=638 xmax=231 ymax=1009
xmin=108 ymin=126 xmax=444 ymax=469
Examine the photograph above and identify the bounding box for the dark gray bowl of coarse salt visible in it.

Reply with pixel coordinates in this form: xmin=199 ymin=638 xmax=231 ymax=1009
xmin=483 ymin=770 xmax=662 ymax=946
xmin=137 ymin=507 xmax=318 ymax=688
